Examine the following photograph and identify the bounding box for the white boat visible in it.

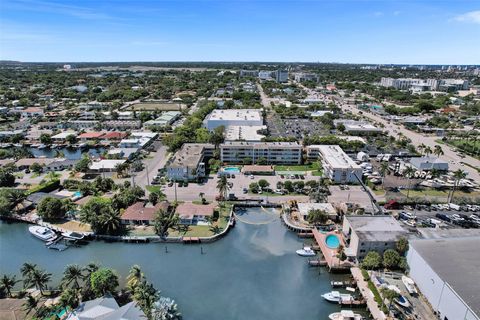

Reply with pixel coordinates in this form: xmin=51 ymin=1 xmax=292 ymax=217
xmin=322 ymin=291 xmax=353 ymax=303
xmin=331 ymin=281 xmax=344 ymax=287
xmin=329 ymin=310 xmax=363 ymax=320
xmin=402 ymin=275 xmax=418 ymax=294
xmin=37 ymin=144 xmax=47 ymax=149
xmin=296 ymin=246 xmax=316 ymax=257
xmin=29 ymin=226 xmax=57 ymax=242
xmin=61 ymin=231 xmax=85 ymax=240
xmin=394 ymin=295 xmax=411 ymax=308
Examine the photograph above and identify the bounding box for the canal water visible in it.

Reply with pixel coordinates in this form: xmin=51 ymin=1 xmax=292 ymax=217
xmin=28 ymin=147 xmax=105 ymax=160
xmin=0 ymin=208 xmax=355 ymax=320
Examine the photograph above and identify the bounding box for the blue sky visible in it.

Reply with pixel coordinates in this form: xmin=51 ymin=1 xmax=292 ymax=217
xmin=0 ymin=0 xmax=479 ymax=64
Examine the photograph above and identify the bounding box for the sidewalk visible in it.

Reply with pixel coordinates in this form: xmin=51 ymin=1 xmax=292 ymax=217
xmin=351 ymin=267 xmax=387 ymax=320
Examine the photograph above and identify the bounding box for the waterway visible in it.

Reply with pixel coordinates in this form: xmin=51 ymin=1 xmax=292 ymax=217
xmin=0 ymin=208 xmax=358 ymax=320
xmin=28 ymin=147 xmax=106 ymax=160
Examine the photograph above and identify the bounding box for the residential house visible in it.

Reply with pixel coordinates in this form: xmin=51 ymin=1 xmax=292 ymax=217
xmin=175 ymin=202 xmax=216 ymax=225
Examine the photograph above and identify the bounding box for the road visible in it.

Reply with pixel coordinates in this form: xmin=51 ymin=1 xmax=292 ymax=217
xmin=131 ymin=142 xmax=169 ymax=191
xmin=334 ymin=96 xmax=480 ymax=181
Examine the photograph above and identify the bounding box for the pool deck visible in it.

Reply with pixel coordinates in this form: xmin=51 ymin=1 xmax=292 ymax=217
xmin=312 ymin=229 xmax=353 ymax=271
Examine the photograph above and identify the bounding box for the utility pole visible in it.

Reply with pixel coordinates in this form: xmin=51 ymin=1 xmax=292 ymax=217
xmin=145 ymin=163 xmax=150 ymax=186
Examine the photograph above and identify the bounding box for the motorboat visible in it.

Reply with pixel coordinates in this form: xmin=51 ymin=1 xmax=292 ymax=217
xmin=29 ymin=226 xmax=57 ymax=242
xmin=61 ymin=231 xmax=85 ymax=240
xmin=331 ymin=281 xmax=344 ymax=287
xmin=329 ymin=310 xmax=363 ymax=320
xmin=402 ymin=275 xmax=418 ymax=295
xmin=322 ymin=291 xmax=353 ymax=303
xmin=394 ymin=295 xmax=411 ymax=308
xmin=295 ymin=246 xmax=316 ymax=257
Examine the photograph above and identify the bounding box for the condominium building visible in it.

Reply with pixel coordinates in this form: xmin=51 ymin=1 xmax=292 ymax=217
xmin=380 ymin=77 xmax=469 ymax=92
xmin=220 ymin=141 xmax=302 ymax=164
xmin=166 ymin=143 xmax=214 ymax=181
xmin=203 ymin=109 xmax=263 ymax=131
xmin=315 ymin=145 xmax=362 ymax=183
xmin=294 ymin=73 xmax=319 ymax=83
xmin=224 ymin=125 xmax=266 ymax=142
xmin=239 ymin=70 xmax=259 ymax=77
xmin=334 ymin=120 xmax=383 ymax=136
xmin=275 ymin=70 xmax=289 ymax=83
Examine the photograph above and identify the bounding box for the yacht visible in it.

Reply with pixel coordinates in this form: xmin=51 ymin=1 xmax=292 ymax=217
xmin=29 ymin=226 xmax=57 ymax=242
xmin=295 ymin=246 xmax=316 ymax=257
xmin=322 ymin=291 xmax=353 ymax=303
xmin=394 ymin=295 xmax=411 ymax=308
xmin=61 ymin=231 xmax=85 ymax=240
xmin=402 ymin=275 xmax=418 ymax=295
xmin=329 ymin=310 xmax=363 ymax=320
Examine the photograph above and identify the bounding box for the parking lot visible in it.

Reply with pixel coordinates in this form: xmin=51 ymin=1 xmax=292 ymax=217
xmin=266 ymin=114 xmax=329 ymax=139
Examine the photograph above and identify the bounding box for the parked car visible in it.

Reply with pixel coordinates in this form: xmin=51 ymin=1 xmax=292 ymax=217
xmin=435 ymin=213 xmax=450 ymax=222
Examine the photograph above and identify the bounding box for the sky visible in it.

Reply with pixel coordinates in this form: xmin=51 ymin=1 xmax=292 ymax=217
xmin=0 ymin=0 xmax=479 ymax=64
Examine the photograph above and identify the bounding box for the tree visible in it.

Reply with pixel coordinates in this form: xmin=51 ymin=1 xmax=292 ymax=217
xmin=423 ymin=146 xmax=432 ymax=156
xmin=209 ymin=225 xmax=221 ymax=234
xmin=0 ymin=274 xmax=19 ymax=298
xmin=134 ymin=281 xmax=159 ymax=319
xmin=0 ymin=168 xmax=15 ymax=187
xmin=433 ymin=145 xmax=444 ymax=157
xmin=20 ymin=263 xmax=38 ymax=287
xmin=61 ymin=264 xmax=84 ymax=290
xmin=379 ymin=162 xmax=390 ymax=188
xmin=396 ymin=237 xmax=409 ymax=256
xmin=306 ymin=209 xmax=329 ymax=225
xmin=198 ymin=192 xmax=206 ymax=204
xmin=257 ymin=179 xmax=270 ymax=190
xmin=29 ymin=269 xmax=52 ymax=295
xmin=383 ymin=249 xmax=401 ymax=269
xmin=361 ymin=251 xmax=382 ymax=270
xmin=80 ymin=197 xmax=118 ymax=234
xmin=152 ymin=297 xmax=182 ymax=320
xmin=23 ymin=295 xmax=39 ymax=317
xmin=336 ymin=123 xmax=346 ymax=132
xmin=381 ymin=288 xmax=399 ymax=311
xmin=216 ymin=176 xmax=229 ymax=201
xmin=449 ymin=169 xmax=467 ymax=204
xmin=90 ymin=268 xmax=119 ymax=297
xmin=75 ymin=155 xmax=91 ymax=173
xmin=65 ymin=134 xmax=77 ymax=145
xmin=39 ymin=133 xmax=52 ymax=145
xmin=60 ymin=288 xmax=80 ymax=308
xmin=403 ymin=166 xmax=416 ymax=200
xmin=115 ymin=162 xmax=130 ymax=178
xmin=30 ymin=162 xmax=43 ymax=174
xmin=37 ymin=197 xmax=67 ymax=221
xmin=154 ymin=210 xmax=179 ymax=238
xmin=149 ymin=192 xmax=160 ymax=205
xmin=126 ymin=265 xmax=145 ymax=292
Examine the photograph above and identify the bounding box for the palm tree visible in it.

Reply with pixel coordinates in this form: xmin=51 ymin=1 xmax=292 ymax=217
xmin=433 ymin=145 xmax=444 ymax=158
xmin=30 ymin=269 xmax=51 ymax=295
xmin=133 ymin=281 xmax=159 ymax=319
xmin=403 ymin=166 xmax=416 ymax=200
xmin=99 ymin=210 xmax=121 ymax=235
xmin=61 ymin=264 xmax=84 ymax=290
xmin=209 ymin=225 xmax=221 ymax=235
xmin=417 ymin=143 xmax=426 ymax=155
xmin=423 ymin=146 xmax=432 ymax=157
xmin=23 ymin=295 xmax=39 ymax=316
xmin=379 ymin=162 xmax=390 ymax=188
xmin=7 ymin=190 xmax=26 ymax=212
xmin=216 ymin=176 xmax=229 ymax=202
xmin=449 ymin=169 xmax=467 ymax=204
xmin=20 ymin=263 xmax=38 ymax=288
xmin=199 ymin=192 xmax=206 ymax=204
xmin=126 ymin=265 xmax=145 ymax=292
xmin=0 ymin=274 xmax=19 ymax=298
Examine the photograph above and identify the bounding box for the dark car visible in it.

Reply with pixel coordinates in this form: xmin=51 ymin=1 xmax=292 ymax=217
xmin=435 ymin=213 xmax=450 ymax=222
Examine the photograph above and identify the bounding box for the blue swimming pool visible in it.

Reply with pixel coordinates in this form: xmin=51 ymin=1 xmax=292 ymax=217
xmin=73 ymin=191 xmax=82 ymax=198
xmin=223 ymin=167 xmax=240 ymax=173
xmin=325 ymin=234 xmax=340 ymax=249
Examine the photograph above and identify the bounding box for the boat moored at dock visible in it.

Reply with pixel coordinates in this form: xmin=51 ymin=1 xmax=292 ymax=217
xmin=29 ymin=226 xmax=57 ymax=242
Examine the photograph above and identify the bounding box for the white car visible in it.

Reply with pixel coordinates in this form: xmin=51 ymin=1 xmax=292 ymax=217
xmin=450 ymin=214 xmax=464 ymax=221
xmin=470 ymin=214 xmax=480 ymax=222
xmin=249 ymin=175 xmax=254 ymax=179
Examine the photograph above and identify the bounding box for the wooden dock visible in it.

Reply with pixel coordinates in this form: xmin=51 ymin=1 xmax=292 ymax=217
xmin=182 ymin=237 xmax=201 ymax=244
xmin=308 ymin=258 xmax=327 ymax=267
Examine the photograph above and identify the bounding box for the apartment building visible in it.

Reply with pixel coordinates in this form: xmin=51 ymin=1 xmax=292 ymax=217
xmin=166 ymin=143 xmax=215 ymax=181
xmin=315 ymin=145 xmax=362 ymax=183
xmin=294 ymin=73 xmax=319 ymax=83
xmin=220 ymin=141 xmax=302 ymax=164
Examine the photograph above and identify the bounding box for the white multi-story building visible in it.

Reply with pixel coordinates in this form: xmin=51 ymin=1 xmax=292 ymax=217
xmin=220 ymin=141 xmax=302 ymax=164
xmin=224 ymin=125 xmax=266 ymax=142
xmin=315 ymin=145 xmax=362 ymax=183
xmin=239 ymin=70 xmax=259 ymax=77
xmin=342 ymin=216 xmax=408 ymax=261
xmin=166 ymin=143 xmax=214 ymax=181
xmin=380 ymin=77 xmax=469 ymax=92
xmin=203 ymin=109 xmax=263 ymax=131
xmin=294 ymin=73 xmax=319 ymax=83
xmin=407 ymin=236 xmax=480 ymax=320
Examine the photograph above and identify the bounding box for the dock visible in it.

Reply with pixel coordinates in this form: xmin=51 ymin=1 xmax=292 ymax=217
xmin=182 ymin=237 xmax=201 ymax=244
xmin=308 ymin=258 xmax=327 ymax=267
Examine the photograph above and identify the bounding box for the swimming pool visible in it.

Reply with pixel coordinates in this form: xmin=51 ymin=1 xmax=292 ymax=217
xmin=73 ymin=191 xmax=82 ymax=198
xmin=325 ymin=234 xmax=340 ymax=249
xmin=223 ymin=167 xmax=240 ymax=174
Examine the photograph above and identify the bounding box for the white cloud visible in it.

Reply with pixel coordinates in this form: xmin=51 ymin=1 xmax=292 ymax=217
xmin=453 ymin=10 xmax=480 ymax=24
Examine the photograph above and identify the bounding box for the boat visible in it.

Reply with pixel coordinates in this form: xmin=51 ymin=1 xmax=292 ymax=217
xmin=29 ymin=226 xmax=57 ymax=242
xmin=402 ymin=275 xmax=418 ymax=295
xmin=322 ymin=291 xmax=354 ymax=303
xmin=296 ymin=246 xmax=316 ymax=257
xmin=331 ymin=281 xmax=344 ymax=287
xmin=61 ymin=231 xmax=85 ymax=240
xmin=328 ymin=310 xmax=363 ymax=320
xmin=37 ymin=144 xmax=47 ymax=149
xmin=394 ymin=295 xmax=411 ymax=308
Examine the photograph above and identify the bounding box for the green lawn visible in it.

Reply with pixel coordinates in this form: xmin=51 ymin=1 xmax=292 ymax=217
xmin=275 ymin=163 xmax=323 ymax=176
xmin=146 ymin=185 xmax=163 ymax=193
xmin=400 ymin=189 xmax=480 ymax=198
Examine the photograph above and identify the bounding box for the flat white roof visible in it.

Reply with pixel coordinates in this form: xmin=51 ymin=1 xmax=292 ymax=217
xmin=224 ymin=125 xmax=266 ymax=141
xmin=297 ymin=203 xmax=336 ymax=215
xmin=317 ymin=145 xmax=361 ymax=169
xmin=205 ymin=109 xmax=262 ymax=122
xmin=51 ymin=131 xmax=77 ymax=139
xmin=89 ymin=159 xmax=126 ymax=170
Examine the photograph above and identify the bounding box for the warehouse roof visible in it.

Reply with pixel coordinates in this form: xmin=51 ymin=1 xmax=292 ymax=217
xmin=410 ymin=237 xmax=480 ymax=317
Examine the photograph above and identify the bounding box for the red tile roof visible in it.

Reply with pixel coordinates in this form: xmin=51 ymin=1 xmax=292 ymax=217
xmin=23 ymin=107 xmax=43 ymax=113
xmin=175 ymin=202 xmax=216 ymax=219
xmin=101 ymin=132 xmax=127 ymax=140
xmin=78 ymin=132 xmax=105 ymax=139
xmin=121 ymin=201 xmax=169 ymax=221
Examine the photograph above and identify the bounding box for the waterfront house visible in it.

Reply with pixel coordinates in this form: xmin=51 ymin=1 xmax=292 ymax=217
xmin=78 ymin=131 xmax=105 ymax=142
xmin=176 ymin=202 xmax=216 ymax=225
xmin=66 ymin=295 xmax=145 ymax=320
xmin=15 ymin=158 xmax=57 ymax=170
xmin=45 ymin=159 xmax=79 ymax=171
xmin=121 ymin=201 xmax=170 ymax=225
xmin=89 ymin=159 xmax=126 ymax=172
